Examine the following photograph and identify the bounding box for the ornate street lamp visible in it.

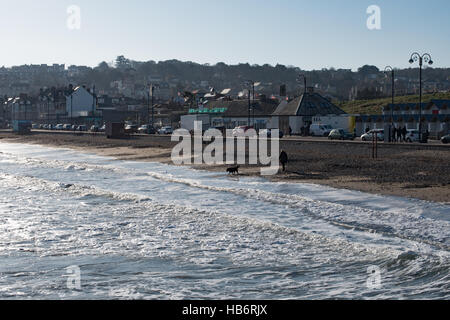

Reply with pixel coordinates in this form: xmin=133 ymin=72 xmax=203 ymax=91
xmin=384 ymin=66 xmax=395 ymax=108
xmin=384 ymin=66 xmax=395 ymax=141
xmin=409 ymin=52 xmax=433 ymax=141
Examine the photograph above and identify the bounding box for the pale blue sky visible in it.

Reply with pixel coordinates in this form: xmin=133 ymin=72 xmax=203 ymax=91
xmin=0 ymin=0 xmax=449 ymax=70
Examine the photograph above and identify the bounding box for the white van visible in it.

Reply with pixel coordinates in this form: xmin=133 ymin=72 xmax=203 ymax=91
xmin=310 ymin=124 xmax=333 ymax=137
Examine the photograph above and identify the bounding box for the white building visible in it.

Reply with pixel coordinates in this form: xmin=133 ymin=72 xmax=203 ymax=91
xmin=271 ymin=87 xmax=347 ymax=134
xmin=66 ymin=86 xmax=96 ymax=117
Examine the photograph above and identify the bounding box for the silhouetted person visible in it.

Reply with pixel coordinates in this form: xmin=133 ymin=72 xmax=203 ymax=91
xmin=289 ymin=126 xmax=292 ymax=136
xmin=392 ymin=127 xmax=397 ymax=143
xmin=424 ymin=129 xmax=429 ymax=142
xmin=402 ymin=126 xmax=407 ymax=142
xmin=279 ymin=150 xmax=288 ymax=172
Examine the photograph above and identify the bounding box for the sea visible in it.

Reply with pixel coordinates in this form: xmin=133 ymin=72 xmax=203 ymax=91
xmin=0 ymin=142 xmax=448 ymax=299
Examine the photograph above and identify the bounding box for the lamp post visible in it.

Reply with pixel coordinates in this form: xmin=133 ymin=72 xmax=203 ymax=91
xmin=47 ymin=96 xmax=50 ymax=126
xmin=149 ymin=84 xmax=159 ymax=129
xmin=70 ymin=93 xmax=73 ymax=128
xmin=384 ymin=66 xmax=395 ymax=110
xmin=244 ymin=80 xmax=256 ymax=126
xmin=92 ymin=85 xmax=96 ymax=126
xmin=384 ymin=66 xmax=395 ymax=142
xmin=409 ymin=52 xmax=433 ymax=141
xmin=296 ymin=74 xmax=307 ymax=94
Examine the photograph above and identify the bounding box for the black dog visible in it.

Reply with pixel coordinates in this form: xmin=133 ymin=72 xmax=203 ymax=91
xmin=226 ymin=165 xmax=240 ymax=175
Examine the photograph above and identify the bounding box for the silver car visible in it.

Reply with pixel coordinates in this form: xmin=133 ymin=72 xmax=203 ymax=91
xmin=361 ymin=129 xmax=384 ymax=141
xmin=405 ymin=130 xmax=420 ymax=143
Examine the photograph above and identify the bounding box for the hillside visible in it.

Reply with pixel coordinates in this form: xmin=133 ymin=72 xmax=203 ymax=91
xmin=336 ymin=92 xmax=450 ymax=115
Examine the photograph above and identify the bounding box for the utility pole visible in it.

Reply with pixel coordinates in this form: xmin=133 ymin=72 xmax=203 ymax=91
xmin=245 ymin=80 xmax=258 ymax=127
xmin=147 ymin=90 xmax=150 ymax=125
xmin=92 ymin=85 xmax=96 ymax=125
xmin=149 ymin=84 xmax=158 ymax=128
xmin=152 ymin=91 xmax=154 ymax=128
xmin=297 ymin=74 xmax=307 ymax=94
xmin=70 ymin=93 xmax=73 ymax=128
xmin=252 ymin=82 xmax=256 ymax=127
xmin=247 ymin=87 xmax=251 ymax=126
xmin=47 ymin=97 xmax=50 ymax=125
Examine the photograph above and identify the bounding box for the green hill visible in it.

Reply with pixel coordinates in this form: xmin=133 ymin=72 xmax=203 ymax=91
xmin=336 ymin=92 xmax=450 ymax=115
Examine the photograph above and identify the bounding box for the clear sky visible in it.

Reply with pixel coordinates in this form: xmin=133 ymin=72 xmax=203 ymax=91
xmin=0 ymin=0 xmax=449 ymax=70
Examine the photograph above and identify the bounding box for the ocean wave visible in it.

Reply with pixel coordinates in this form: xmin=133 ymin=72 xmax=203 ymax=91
xmin=144 ymin=172 xmax=450 ymax=250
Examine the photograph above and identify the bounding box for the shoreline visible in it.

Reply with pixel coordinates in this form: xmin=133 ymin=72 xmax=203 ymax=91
xmin=1 ymin=131 xmax=449 ymax=204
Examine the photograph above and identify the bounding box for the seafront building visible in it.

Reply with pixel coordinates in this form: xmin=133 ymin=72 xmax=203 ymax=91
xmin=356 ymin=100 xmax=450 ymax=139
xmin=271 ymin=87 xmax=348 ymax=135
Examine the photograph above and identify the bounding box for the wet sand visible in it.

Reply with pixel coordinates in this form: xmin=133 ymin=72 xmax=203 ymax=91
xmin=1 ymin=131 xmax=449 ymax=203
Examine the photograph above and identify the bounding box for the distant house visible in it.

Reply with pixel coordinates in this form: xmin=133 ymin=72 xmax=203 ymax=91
xmin=36 ymin=87 xmax=68 ymax=123
xmin=181 ymin=98 xmax=279 ymax=131
xmin=66 ymin=86 xmax=96 ymax=118
xmin=9 ymin=95 xmax=38 ymax=122
xmin=271 ymin=87 xmax=347 ymax=134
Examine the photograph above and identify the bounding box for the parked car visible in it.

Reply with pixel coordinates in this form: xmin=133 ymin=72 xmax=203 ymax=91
xmin=63 ymin=124 xmax=72 ymax=130
xmin=55 ymin=124 xmax=64 ymax=130
xmin=90 ymin=125 xmax=99 ymax=132
xmin=328 ymin=128 xmax=355 ymax=140
xmin=99 ymin=124 xmax=106 ymax=132
xmin=158 ymin=126 xmax=173 ymax=135
xmin=310 ymin=124 xmax=333 ymax=137
xmin=137 ymin=125 xmax=156 ymax=134
xmin=231 ymin=126 xmax=256 ymax=137
xmin=361 ymin=129 xmax=384 ymax=141
xmin=405 ymin=129 xmax=420 ymax=143
xmin=441 ymin=134 xmax=450 ymax=144
xmin=259 ymin=128 xmax=284 ymax=138
xmin=77 ymin=125 xmax=87 ymax=132
xmin=125 ymin=124 xmax=139 ymax=134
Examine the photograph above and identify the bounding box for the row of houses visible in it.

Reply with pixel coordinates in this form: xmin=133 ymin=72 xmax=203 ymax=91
xmin=181 ymin=87 xmax=450 ymax=138
xmin=2 ymin=83 xmax=450 ymax=138
xmin=2 ymin=86 xmax=99 ymax=124
xmin=1 ymin=85 xmax=187 ymax=128
xmin=356 ymin=100 xmax=450 ymax=138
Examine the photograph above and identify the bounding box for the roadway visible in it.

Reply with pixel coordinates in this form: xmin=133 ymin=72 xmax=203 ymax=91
xmin=1 ymin=129 xmax=448 ymax=151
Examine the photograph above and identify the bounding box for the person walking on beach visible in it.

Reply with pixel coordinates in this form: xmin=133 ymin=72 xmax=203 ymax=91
xmin=279 ymin=150 xmax=288 ymax=172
